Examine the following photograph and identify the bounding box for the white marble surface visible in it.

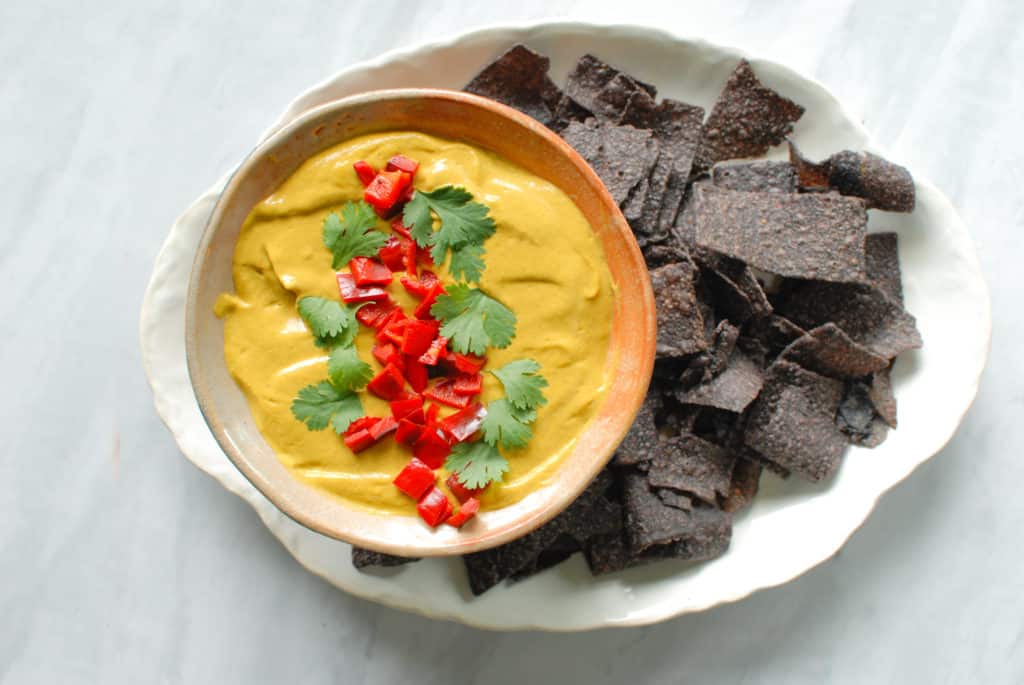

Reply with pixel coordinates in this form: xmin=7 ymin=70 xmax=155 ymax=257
xmin=1 ymin=0 xmax=1020 ymax=682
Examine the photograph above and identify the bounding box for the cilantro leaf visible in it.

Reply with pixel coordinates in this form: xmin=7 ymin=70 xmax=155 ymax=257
xmin=291 ymin=381 xmax=364 ymax=433
xmin=445 ymin=441 xmax=509 ymax=489
xmin=447 ymin=243 xmax=486 ymax=283
xmin=322 ymin=201 xmax=388 ymax=268
xmin=431 ymin=284 xmax=516 ymax=355
xmin=491 ymin=359 xmax=548 ymax=410
xmin=297 ymin=296 xmax=359 ymax=348
xmin=480 ymin=398 xmax=533 ymax=449
xmin=403 ymin=186 xmax=495 ymax=283
xmin=327 ymin=345 xmax=373 ymax=393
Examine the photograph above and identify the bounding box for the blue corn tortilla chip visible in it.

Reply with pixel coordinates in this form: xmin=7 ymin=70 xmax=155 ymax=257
xmin=462 ymin=470 xmax=613 ymax=595
xmin=650 ymin=258 xmax=708 ymax=358
xmin=647 ymin=433 xmax=737 ymax=505
xmin=676 ymin=349 xmax=764 ymax=413
xmin=743 ymin=360 xmax=847 ymax=482
xmin=869 ymin=366 xmax=898 ymax=428
xmin=789 ymin=142 xmax=915 ymax=212
xmin=721 ymin=456 xmax=763 ymax=513
xmin=779 ymin=323 xmax=890 ymax=378
xmin=692 ymin=183 xmax=869 ymax=283
xmin=561 ymin=119 xmax=659 ymax=205
xmin=613 ymin=388 xmax=662 ymax=467
xmin=563 ymin=54 xmax=657 ymax=123
xmin=836 ymin=380 xmax=890 ymax=447
xmin=679 ymin=320 xmax=740 ymax=389
xmin=622 ymin=472 xmax=732 ymax=555
xmin=865 ymin=232 xmax=904 ymax=304
xmin=712 ymin=160 xmax=798 ymax=193
xmin=463 ymin=44 xmax=563 ymax=128
xmin=775 ymin=280 xmax=922 ymax=360
xmin=694 ymin=60 xmax=805 ymax=175
xmin=352 ymin=548 xmax=420 ymax=570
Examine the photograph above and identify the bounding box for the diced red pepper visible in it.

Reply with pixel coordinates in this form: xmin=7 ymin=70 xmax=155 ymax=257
xmin=364 ymin=170 xmax=405 ymax=211
xmin=405 ymin=407 xmax=426 ymax=424
xmin=390 ymin=396 xmax=424 ymax=420
xmin=395 ymin=419 xmax=423 ymax=446
xmin=413 ymin=282 xmax=445 ymax=320
xmin=452 ymin=353 xmax=487 ymax=375
xmin=366 ymin=363 xmax=407 ymax=401
xmin=424 ymin=379 xmax=471 ymax=409
xmin=377 ymin=236 xmax=406 ymax=271
xmin=356 ymin=298 xmax=397 ymax=329
xmin=372 ymin=342 xmax=399 ymax=367
xmin=401 ymin=319 xmax=439 ymax=357
xmin=413 ymin=429 xmax=452 ymax=469
xmin=417 ymin=243 xmax=434 ymax=266
xmin=353 ymin=160 xmax=378 ymax=187
xmin=368 ymin=415 xmax=399 ymax=441
xmin=393 ymin=458 xmax=435 ymax=500
xmin=374 ymin=309 xmax=407 ymax=342
xmin=337 ymin=273 xmax=388 ymax=304
xmin=390 ymin=217 xmax=413 ymax=240
xmin=403 ymin=237 xmax=418 ymax=277
xmin=344 ymin=429 xmax=375 ymax=453
xmin=439 ymin=402 xmax=486 ymax=442
xmin=381 ymin=317 xmax=409 ymax=346
xmin=399 ymin=271 xmax=439 ymax=298
xmin=445 ymin=497 xmax=480 ymax=528
xmin=426 ymin=403 xmax=440 ymax=425
xmin=348 ymin=257 xmax=393 ymax=287
xmin=404 ymin=357 xmax=429 ymax=393
xmin=385 ymin=154 xmax=420 ymax=175
xmin=446 ymin=474 xmax=484 ymax=503
xmin=416 ymin=486 xmax=453 ymax=527
xmin=453 ymin=373 xmax=483 ymax=396
xmin=417 ymin=335 xmax=448 ymax=366
xmin=345 ymin=416 xmax=381 ymax=436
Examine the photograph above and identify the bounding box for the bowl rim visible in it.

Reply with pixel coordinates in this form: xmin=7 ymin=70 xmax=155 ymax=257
xmin=184 ymin=87 xmax=656 ymax=557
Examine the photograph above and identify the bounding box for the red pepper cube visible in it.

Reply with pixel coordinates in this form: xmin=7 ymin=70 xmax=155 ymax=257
xmin=366 ymin=363 xmax=407 ymax=401
xmin=353 ymin=160 xmax=378 ymax=187
xmin=343 ymin=429 xmax=375 ymax=453
xmin=404 ymin=357 xmax=429 ymax=393
xmin=393 ymin=458 xmax=435 ymax=500
xmin=371 ymin=342 xmax=398 ymax=367
xmin=348 ymin=257 xmax=393 ymax=287
xmin=382 ymin=318 xmax=410 ymax=347
xmin=424 ymin=379 xmax=471 ymax=409
xmin=336 ymin=273 xmax=388 ymax=304
xmin=446 ymin=473 xmax=484 ymax=504
xmin=402 ymin=237 xmax=418 ymax=277
xmin=373 ymin=309 xmax=406 ymax=342
xmin=345 ymin=416 xmax=381 ymax=437
xmin=445 ymin=497 xmax=480 ymax=528
xmin=377 ymin=236 xmax=406 ymax=272
xmin=356 ymin=298 xmax=397 ymax=329
xmin=452 ymin=353 xmax=487 ymax=375
xmin=416 ymin=486 xmax=453 ymax=527
xmin=417 ymin=243 xmax=434 ymax=266
xmin=439 ymin=402 xmax=486 ymax=442
xmin=390 ymin=396 xmax=423 ymax=420
xmin=400 ymin=270 xmax=439 ymax=298
xmin=417 ymin=335 xmax=448 ymax=366
xmin=385 ymin=154 xmax=420 ymax=175
xmin=413 ymin=282 xmax=445 ymax=320
xmin=390 ymin=217 xmax=413 ymax=240
xmin=395 ymin=419 xmax=423 ymax=446
xmin=413 ymin=429 xmax=452 ymax=469
xmin=368 ymin=415 xmax=399 ymax=441
xmin=425 ymin=403 xmax=440 ymax=426
xmin=401 ymin=319 xmax=439 ymax=357
xmin=453 ymin=373 xmax=483 ymax=397
xmin=363 ymin=170 xmax=405 ymax=211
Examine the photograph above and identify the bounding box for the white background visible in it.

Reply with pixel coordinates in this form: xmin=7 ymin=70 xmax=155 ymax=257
xmin=2 ymin=1 xmax=1021 ymax=682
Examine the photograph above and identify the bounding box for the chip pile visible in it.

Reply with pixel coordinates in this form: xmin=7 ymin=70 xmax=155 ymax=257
xmin=352 ymin=45 xmax=922 ymax=594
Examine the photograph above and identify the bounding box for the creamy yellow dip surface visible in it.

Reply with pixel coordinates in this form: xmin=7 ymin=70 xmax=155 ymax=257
xmin=216 ymin=131 xmax=615 ymax=515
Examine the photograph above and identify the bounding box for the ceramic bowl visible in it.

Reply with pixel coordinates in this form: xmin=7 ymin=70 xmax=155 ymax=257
xmin=184 ymin=89 xmax=656 ymax=557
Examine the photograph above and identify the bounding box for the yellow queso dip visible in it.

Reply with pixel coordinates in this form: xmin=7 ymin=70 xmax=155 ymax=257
xmin=216 ymin=131 xmax=615 ymax=515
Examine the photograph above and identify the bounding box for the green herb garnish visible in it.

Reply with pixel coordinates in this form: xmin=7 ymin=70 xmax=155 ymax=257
xmin=322 ymin=201 xmax=388 ymax=268
xmin=431 ymin=284 xmax=516 ymax=355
